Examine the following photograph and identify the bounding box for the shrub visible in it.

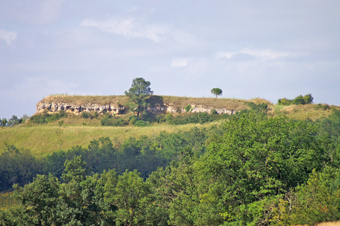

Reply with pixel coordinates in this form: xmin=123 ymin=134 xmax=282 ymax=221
xmin=185 ymin=104 xmax=192 ymax=112
xmin=81 ymin=112 xmax=91 ymax=119
xmin=165 ymin=113 xmax=173 ymax=123
xmin=293 ymin=95 xmax=305 ymax=105
xmin=134 ymin=120 xmax=148 ymax=127
xmin=101 ymin=114 xmax=129 ymax=127
xmin=278 ymin=94 xmax=314 ymax=106
xmin=211 ymin=109 xmax=218 ymax=114
xmin=30 ymin=110 xmax=67 ymax=124
xmin=303 ymin=94 xmax=313 ymax=104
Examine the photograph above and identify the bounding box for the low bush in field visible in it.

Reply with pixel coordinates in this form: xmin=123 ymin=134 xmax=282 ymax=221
xmin=165 ymin=112 xmax=228 ymax=125
xmin=30 ymin=110 xmax=66 ymax=124
xmin=100 ymin=114 xmax=129 ymax=126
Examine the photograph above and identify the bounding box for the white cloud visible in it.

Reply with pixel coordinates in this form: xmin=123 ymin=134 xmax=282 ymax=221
xmin=80 ymin=18 xmax=165 ymax=42
xmin=216 ymin=48 xmax=307 ymax=60
xmin=0 ymin=29 xmax=17 ymax=45
xmin=171 ymin=58 xmax=194 ymax=68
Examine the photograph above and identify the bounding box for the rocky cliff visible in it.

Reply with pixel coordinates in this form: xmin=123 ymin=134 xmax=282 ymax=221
xmin=36 ymin=102 xmax=235 ymax=115
xmin=36 ymin=95 xmax=268 ymax=115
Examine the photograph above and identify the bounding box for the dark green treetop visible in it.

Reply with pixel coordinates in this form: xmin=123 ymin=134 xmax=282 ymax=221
xmin=124 ymin=78 xmax=153 ymax=117
xmin=211 ymin=88 xmax=222 ymax=98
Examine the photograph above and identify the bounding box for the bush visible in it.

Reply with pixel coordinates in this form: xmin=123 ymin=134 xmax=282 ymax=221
xmin=314 ymin=103 xmax=331 ymax=110
xmin=81 ymin=112 xmax=91 ymax=119
xmin=185 ymin=104 xmax=192 ymax=112
xmin=101 ymin=114 xmax=129 ymax=127
xmin=293 ymin=95 xmax=305 ymax=105
xmin=165 ymin=113 xmax=173 ymax=123
xmin=246 ymin=102 xmax=268 ymax=112
xmin=278 ymin=94 xmax=314 ymax=106
xmin=211 ymin=109 xmax=218 ymax=114
xmin=30 ymin=110 xmax=67 ymax=124
xmin=134 ymin=120 xmax=148 ymax=127
xmin=303 ymin=93 xmax=313 ymax=104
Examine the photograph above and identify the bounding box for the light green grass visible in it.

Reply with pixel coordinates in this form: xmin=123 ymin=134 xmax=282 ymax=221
xmin=0 ymin=122 xmax=223 ymax=157
xmin=271 ymin=104 xmax=338 ymax=121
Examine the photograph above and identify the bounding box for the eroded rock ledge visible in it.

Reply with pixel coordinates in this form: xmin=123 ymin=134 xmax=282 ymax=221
xmin=36 ymin=102 xmax=235 ymax=115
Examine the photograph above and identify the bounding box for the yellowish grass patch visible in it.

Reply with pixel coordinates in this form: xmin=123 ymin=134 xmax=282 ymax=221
xmin=0 ymin=121 xmax=223 ymax=157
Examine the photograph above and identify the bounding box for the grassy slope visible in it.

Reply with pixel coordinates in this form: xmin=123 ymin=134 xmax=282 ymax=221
xmin=270 ymin=104 xmax=336 ymax=121
xmin=0 ymin=121 xmax=222 ymax=157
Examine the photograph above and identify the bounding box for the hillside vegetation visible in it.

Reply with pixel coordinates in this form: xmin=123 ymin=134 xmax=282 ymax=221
xmin=1 ymin=95 xmax=337 ymax=157
xmin=1 ymin=93 xmax=340 ymax=225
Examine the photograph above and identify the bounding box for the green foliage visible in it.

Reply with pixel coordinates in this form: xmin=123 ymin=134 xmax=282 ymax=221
xmin=315 ymin=108 xmax=340 ymax=143
xmin=246 ymin=102 xmax=268 ymax=112
xmin=211 ymin=88 xmax=223 ymax=98
xmin=288 ymin=167 xmax=340 ymax=225
xmin=30 ymin=110 xmax=67 ymax=124
xmin=100 ymin=114 xmax=129 ymax=127
xmin=0 ymin=145 xmax=43 ymax=191
xmin=12 ymin=174 xmax=60 ymax=225
xmin=314 ymin=103 xmax=331 ymax=110
xmin=0 ymin=118 xmax=7 ymax=128
xmin=277 ymin=94 xmax=314 ymax=105
xmin=124 ymin=78 xmax=153 ymax=117
xmin=2 ymin=110 xmax=340 ymax=225
xmin=133 ymin=120 xmax=148 ymax=127
xmin=58 ymin=120 xmax=64 ymax=127
xmin=194 ymin=112 xmax=329 ymax=225
xmin=184 ymin=104 xmax=192 ymax=112
xmin=81 ymin=111 xmax=92 ymax=119
xmin=166 ymin=112 xmax=228 ymax=125
xmin=211 ymin=109 xmax=218 ymax=114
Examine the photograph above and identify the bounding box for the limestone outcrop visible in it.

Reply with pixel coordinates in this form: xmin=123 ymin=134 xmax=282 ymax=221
xmin=36 ymin=102 xmax=124 ymax=115
xmin=36 ymin=102 xmax=235 ymax=115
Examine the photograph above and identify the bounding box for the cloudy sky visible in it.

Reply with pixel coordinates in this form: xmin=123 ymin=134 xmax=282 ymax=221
xmin=1 ymin=0 xmax=340 ymax=119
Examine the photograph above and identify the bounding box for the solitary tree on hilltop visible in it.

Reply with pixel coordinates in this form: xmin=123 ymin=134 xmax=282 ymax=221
xmin=211 ymin=88 xmax=223 ymax=98
xmin=125 ymin=78 xmax=153 ymax=117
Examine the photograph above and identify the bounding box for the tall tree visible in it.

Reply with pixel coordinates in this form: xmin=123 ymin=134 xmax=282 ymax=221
xmin=1 ymin=118 xmax=7 ymax=128
xmin=211 ymin=88 xmax=222 ymax=98
xmin=125 ymin=78 xmax=153 ymax=117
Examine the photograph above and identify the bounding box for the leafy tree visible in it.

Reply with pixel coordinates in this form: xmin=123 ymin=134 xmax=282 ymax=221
xmin=211 ymin=88 xmax=223 ymax=98
xmin=0 ymin=118 xmax=7 ymax=128
xmin=7 ymin=115 xmax=20 ymax=126
xmin=303 ymin=93 xmax=314 ymax=104
xmin=194 ymin=112 xmax=329 ymax=225
xmin=124 ymin=78 xmax=153 ymax=117
xmin=184 ymin=104 xmax=192 ymax=112
xmin=289 ymin=167 xmax=340 ymax=225
xmin=12 ymin=174 xmax=60 ymax=226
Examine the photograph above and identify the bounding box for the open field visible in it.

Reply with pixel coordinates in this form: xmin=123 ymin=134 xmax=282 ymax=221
xmin=0 ymin=121 xmax=223 ymax=157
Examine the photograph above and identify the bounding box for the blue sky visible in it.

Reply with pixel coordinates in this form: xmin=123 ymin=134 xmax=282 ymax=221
xmin=1 ymin=0 xmax=340 ymax=119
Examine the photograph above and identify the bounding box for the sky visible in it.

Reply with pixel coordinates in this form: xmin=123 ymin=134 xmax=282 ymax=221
xmin=0 ymin=0 xmax=340 ymax=119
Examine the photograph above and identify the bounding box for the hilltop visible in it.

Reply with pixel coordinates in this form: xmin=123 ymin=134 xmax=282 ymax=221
xmin=0 ymin=95 xmax=338 ymax=156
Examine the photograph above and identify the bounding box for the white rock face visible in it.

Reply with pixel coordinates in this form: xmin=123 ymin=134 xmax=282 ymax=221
xmin=36 ymin=102 xmax=124 ymax=115
xmin=36 ymin=102 xmax=235 ymax=115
